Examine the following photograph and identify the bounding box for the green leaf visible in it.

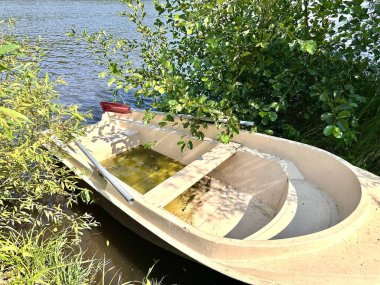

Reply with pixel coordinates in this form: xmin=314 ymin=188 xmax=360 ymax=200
xmin=337 ymin=110 xmax=351 ymax=119
xmin=0 ymin=245 xmax=18 ymax=252
xmin=177 ymin=140 xmax=186 ymax=152
xmin=168 ymin=100 xmax=177 ymax=106
xmin=299 ymin=40 xmax=317 ymax=55
xmin=162 ymin=60 xmax=172 ymax=70
xmin=268 ymin=112 xmax=277 ymax=121
xmin=165 ymin=114 xmax=174 ymax=122
xmin=203 ymin=17 xmax=209 ymax=26
xmin=323 ymin=125 xmax=334 ymax=136
xmin=219 ymin=133 xmax=230 ymax=144
xmin=186 ymin=26 xmax=193 ymax=35
xmin=241 ymin=51 xmax=251 ymax=57
xmin=263 ymin=70 xmax=272 ymax=77
xmin=333 ymin=127 xmax=343 ymax=138
xmin=351 ymin=118 xmax=359 ymax=128
xmin=321 ymin=112 xmax=331 ymax=121
xmin=261 ymin=116 xmax=269 ymax=125
xmin=143 ymin=141 xmax=157 ymax=149
xmin=44 ymin=72 xmax=49 ymax=84
xmin=158 ymin=121 xmax=167 ymax=127
xmin=272 ymin=83 xmax=281 ymax=90
xmin=0 ymin=44 xmax=20 ymax=55
xmin=98 ymin=71 xmax=108 ymax=78
xmin=265 ymin=129 xmax=274 ymax=135
xmin=337 ymin=119 xmax=349 ymax=132
xmin=154 ymin=85 xmax=165 ymax=94
xmin=259 ymin=111 xmax=267 ymax=117
xmin=107 ymin=78 xmax=116 ymax=87
xmin=0 ymin=106 xmax=32 ymax=123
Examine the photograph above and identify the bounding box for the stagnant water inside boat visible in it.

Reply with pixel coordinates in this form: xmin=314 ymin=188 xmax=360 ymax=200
xmin=101 ymin=146 xmax=185 ymax=194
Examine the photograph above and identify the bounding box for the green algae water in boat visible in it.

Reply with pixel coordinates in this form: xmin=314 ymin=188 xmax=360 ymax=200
xmin=101 ymin=146 xmax=184 ymax=194
xmin=56 ymin=103 xmax=380 ymax=285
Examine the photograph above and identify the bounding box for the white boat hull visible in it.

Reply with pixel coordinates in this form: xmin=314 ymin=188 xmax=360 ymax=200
xmin=57 ymin=110 xmax=380 ymax=285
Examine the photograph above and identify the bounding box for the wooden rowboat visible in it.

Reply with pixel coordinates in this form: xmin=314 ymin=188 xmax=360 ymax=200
xmin=57 ymin=103 xmax=380 ymax=284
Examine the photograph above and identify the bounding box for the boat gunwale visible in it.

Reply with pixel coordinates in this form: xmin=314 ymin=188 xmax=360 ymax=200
xmin=62 ymin=113 xmax=369 ymax=247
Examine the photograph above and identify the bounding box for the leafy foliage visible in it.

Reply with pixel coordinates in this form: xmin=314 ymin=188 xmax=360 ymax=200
xmin=80 ymin=0 xmax=379 ymax=147
xmin=0 ymin=23 xmax=100 ymax=284
xmin=0 ymin=34 xmax=93 ymax=224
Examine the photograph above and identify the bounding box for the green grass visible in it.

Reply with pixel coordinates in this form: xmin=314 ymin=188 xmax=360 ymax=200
xmin=0 ymin=226 xmax=167 ymax=285
xmin=0 ymin=226 xmax=100 ymax=285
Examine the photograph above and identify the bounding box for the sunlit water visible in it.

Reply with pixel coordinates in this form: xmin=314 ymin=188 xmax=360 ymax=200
xmin=0 ymin=1 xmax=243 ymax=284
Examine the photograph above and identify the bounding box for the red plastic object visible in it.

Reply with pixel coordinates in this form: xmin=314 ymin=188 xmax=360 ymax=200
xmin=99 ymin=101 xmax=132 ymax=114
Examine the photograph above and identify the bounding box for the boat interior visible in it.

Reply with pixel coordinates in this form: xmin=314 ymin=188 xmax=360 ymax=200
xmin=63 ymin=111 xmax=362 ymax=242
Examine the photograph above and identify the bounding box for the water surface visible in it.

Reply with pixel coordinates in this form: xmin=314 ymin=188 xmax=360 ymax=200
xmin=0 ymin=0 xmax=155 ymax=122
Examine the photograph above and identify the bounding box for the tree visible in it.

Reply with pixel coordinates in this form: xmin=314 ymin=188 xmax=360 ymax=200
xmin=80 ymin=0 xmax=379 ymax=155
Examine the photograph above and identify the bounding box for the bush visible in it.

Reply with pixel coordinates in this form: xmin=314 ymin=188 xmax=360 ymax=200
xmin=0 ymin=22 xmax=98 ymax=284
xmin=80 ymin=0 xmax=379 ymax=174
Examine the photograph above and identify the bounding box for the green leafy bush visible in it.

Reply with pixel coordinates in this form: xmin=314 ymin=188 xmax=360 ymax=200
xmin=0 ymin=24 xmax=98 ymax=284
xmin=79 ymin=0 xmax=379 ymax=174
xmin=81 ymin=0 xmax=379 ymax=144
xmin=0 ymin=32 xmax=93 ymax=224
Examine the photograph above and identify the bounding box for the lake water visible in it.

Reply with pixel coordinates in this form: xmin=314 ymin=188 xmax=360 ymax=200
xmin=0 ymin=0 xmax=153 ymax=123
xmin=0 ymin=1 xmax=242 ymax=284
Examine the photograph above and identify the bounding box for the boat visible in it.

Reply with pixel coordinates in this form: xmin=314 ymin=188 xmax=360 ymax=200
xmin=56 ymin=102 xmax=380 ymax=284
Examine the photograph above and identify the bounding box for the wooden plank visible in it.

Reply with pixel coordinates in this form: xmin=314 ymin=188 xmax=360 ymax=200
xmin=143 ymin=142 xmax=240 ymax=207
